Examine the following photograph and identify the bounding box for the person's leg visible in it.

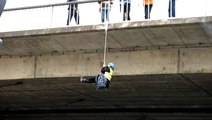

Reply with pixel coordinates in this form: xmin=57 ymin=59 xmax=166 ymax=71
xmin=70 ymin=9 xmax=74 ymax=22
xmin=169 ymin=0 xmax=175 ymax=17
xmin=105 ymin=80 xmax=110 ymax=89
xmin=106 ymin=9 xmax=109 ymax=22
xmin=168 ymin=0 xmax=171 ymax=17
xmin=172 ymin=0 xmax=175 ymax=17
xmin=74 ymin=10 xmax=80 ymax=25
xmin=127 ymin=3 xmax=131 ymax=20
xmin=123 ymin=3 xmax=127 ymax=21
xmin=80 ymin=76 xmax=96 ymax=83
xmin=101 ymin=9 xmax=105 ymax=23
xmin=144 ymin=5 xmax=148 ymax=19
xmin=120 ymin=4 xmax=121 ymax=13
xmin=67 ymin=10 xmax=74 ymax=25
xmin=67 ymin=11 xmax=70 ymax=25
xmin=148 ymin=5 xmax=152 ymax=19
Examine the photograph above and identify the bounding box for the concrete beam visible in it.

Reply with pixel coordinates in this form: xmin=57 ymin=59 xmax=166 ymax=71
xmin=35 ymin=53 xmax=104 ymax=78
xmin=179 ymin=48 xmax=212 ymax=73
xmin=35 ymin=48 xmax=212 ymax=78
xmin=35 ymin=49 xmax=178 ymax=78
xmin=108 ymin=49 xmax=178 ymax=75
xmin=0 ymin=47 xmax=211 ymax=80
xmin=0 ymin=48 xmax=212 ymax=79
xmin=0 ymin=56 xmax=35 ymax=79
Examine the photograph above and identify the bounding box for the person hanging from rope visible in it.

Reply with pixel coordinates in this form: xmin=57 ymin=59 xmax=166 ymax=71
xmin=80 ymin=62 xmax=116 ymax=90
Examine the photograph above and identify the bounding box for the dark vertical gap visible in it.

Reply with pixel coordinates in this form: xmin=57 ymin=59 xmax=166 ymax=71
xmin=177 ymin=49 xmax=180 ymax=73
xmin=34 ymin=56 xmax=37 ymax=78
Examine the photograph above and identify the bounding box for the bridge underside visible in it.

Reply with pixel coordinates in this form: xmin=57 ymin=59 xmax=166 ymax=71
xmin=0 ymin=17 xmax=212 ymax=56
xmin=0 ymin=73 xmax=212 ymax=119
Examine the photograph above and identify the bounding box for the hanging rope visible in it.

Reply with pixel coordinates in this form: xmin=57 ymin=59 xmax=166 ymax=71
xmin=102 ymin=1 xmax=110 ymax=67
xmin=103 ymin=21 xmax=108 ymax=67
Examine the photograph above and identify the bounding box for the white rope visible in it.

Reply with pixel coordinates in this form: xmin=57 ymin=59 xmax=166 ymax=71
xmin=103 ymin=1 xmax=110 ymax=67
xmin=103 ymin=21 xmax=108 ymax=67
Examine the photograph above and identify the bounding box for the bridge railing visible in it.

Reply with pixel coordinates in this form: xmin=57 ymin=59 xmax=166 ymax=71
xmin=0 ymin=0 xmax=211 ymax=32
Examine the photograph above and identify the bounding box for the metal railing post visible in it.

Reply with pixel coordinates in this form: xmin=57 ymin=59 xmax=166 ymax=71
xmin=148 ymin=0 xmax=150 ymax=19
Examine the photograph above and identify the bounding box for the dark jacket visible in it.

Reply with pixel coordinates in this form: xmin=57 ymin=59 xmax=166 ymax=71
xmin=100 ymin=66 xmax=111 ymax=88
xmin=101 ymin=66 xmax=111 ymax=74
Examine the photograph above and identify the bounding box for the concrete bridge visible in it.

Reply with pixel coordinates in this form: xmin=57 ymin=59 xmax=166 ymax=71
xmin=0 ymin=16 xmax=212 ymax=119
xmin=0 ymin=16 xmax=212 ymax=79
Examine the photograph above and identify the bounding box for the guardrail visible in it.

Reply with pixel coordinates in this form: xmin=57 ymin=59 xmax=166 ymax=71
xmin=0 ymin=0 xmax=211 ymax=32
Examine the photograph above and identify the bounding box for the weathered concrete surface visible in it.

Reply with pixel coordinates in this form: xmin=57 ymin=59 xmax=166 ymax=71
xmin=35 ymin=49 xmax=178 ymax=78
xmin=107 ymin=48 xmax=178 ymax=75
xmin=0 ymin=16 xmax=212 ymax=56
xmin=35 ymin=47 xmax=212 ymax=78
xmin=36 ymin=53 xmax=104 ymax=77
xmin=180 ymin=48 xmax=212 ymax=73
xmin=0 ymin=56 xmax=35 ymax=79
xmin=0 ymin=47 xmax=211 ymax=80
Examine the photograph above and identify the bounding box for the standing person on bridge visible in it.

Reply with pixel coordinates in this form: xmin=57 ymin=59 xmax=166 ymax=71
xmin=80 ymin=62 xmax=116 ymax=90
xmin=143 ymin=0 xmax=153 ymax=19
xmin=168 ymin=0 xmax=176 ymax=17
xmin=0 ymin=0 xmax=6 ymax=17
xmin=67 ymin=0 xmax=80 ymax=25
xmin=120 ymin=0 xmax=131 ymax=21
xmin=98 ymin=0 xmax=113 ymax=23
xmin=0 ymin=0 xmax=7 ymax=47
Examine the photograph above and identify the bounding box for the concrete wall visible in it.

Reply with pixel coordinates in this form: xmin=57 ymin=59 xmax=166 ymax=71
xmin=0 ymin=56 xmax=35 ymax=79
xmin=0 ymin=47 xmax=211 ymax=80
xmin=36 ymin=53 xmax=104 ymax=77
xmin=107 ymin=49 xmax=178 ymax=75
xmin=179 ymin=48 xmax=212 ymax=73
xmin=35 ymin=49 xmax=178 ymax=78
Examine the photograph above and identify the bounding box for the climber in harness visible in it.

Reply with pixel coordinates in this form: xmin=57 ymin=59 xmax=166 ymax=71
xmin=80 ymin=62 xmax=115 ymax=90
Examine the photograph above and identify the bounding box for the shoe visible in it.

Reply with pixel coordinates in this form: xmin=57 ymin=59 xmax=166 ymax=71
xmin=80 ymin=76 xmax=86 ymax=82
